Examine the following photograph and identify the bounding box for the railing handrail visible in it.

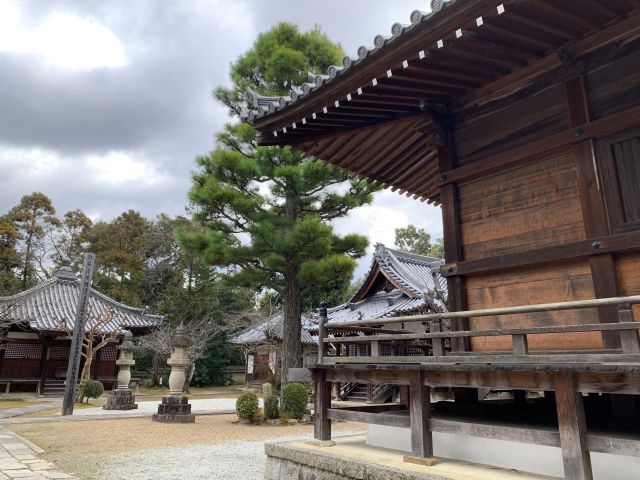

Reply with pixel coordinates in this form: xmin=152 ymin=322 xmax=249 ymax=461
xmin=323 ymin=295 xmax=640 ymax=329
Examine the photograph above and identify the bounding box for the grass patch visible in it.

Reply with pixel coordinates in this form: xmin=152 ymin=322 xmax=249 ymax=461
xmin=0 ymin=400 xmax=33 ymax=410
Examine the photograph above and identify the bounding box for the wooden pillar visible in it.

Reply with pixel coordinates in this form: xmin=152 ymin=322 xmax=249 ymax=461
xmin=437 ymin=126 xmax=469 ymax=352
xmin=366 ymin=383 xmax=373 ymax=404
xmin=553 ymin=373 xmax=593 ymax=480
xmin=38 ymin=337 xmax=51 ymax=396
xmin=564 ymin=74 xmax=620 ymax=349
xmin=408 ymin=370 xmax=433 ymax=458
xmin=314 ymin=369 xmax=331 ymax=441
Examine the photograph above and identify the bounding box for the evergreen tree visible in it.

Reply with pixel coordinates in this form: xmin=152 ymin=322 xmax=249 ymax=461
xmin=7 ymin=192 xmax=60 ymax=289
xmin=0 ymin=216 xmax=21 ymax=294
xmin=182 ymin=23 xmax=379 ymax=382
xmin=394 ymin=224 xmax=444 ymax=258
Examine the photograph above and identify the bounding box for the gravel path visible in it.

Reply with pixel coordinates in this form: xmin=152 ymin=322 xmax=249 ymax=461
xmin=91 ymin=432 xmax=363 ymax=480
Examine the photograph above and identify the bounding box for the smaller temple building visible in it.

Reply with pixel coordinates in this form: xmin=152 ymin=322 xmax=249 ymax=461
xmin=0 ymin=259 xmax=163 ymax=395
xmin=230 ymin=244 xmax=446 ymax=390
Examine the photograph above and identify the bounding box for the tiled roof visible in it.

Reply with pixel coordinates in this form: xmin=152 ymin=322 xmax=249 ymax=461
xmin=241 ymin=0 xmax=456 ymax=124
xmin=230 ymin=245 xmax=447 ymax=343
xmin=0 ymin=260 xmax=164 ymax=334
xmin=229 ymin=312 xmax=317 ymax=346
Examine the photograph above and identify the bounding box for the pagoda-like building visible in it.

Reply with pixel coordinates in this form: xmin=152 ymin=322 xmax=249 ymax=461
xmin=0 ymin=259 xmax=163 ymax=395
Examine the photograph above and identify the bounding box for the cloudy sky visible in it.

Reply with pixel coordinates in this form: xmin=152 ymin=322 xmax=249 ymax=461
xmin=0 ymin=0 xmax=442 ymax=277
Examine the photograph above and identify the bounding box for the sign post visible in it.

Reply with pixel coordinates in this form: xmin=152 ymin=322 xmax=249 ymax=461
xmin=61 ymin=253 xmax=96 ymax=416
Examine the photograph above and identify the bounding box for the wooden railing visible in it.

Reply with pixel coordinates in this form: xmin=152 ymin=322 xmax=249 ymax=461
xmin=317 ymin=295 xmax=640 ymax=365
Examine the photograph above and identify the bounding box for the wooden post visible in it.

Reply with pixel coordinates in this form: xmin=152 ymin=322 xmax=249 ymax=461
xmin=367 ymin=382 xmax=373 ymax=404
xmin=370 ymin=340 xmax=380 ymax=357
xmin=512 ymin=334 xmax=529 ymax=355
xmin=407 ymin=370 xmax=434 ymax=460
xmin=553 ymin=373 xmax=593 ymax=480
xmin=38 ymin=338 xmax=51 ymax=397
xmin=318 ymin=302 xmax=327 ymax=364
xmin=429 ymin=321 xmax=444 ymax=356
xmin=618 ymin=304 xmax=640 ymax=353
xmin=314 ymin=369 xmax=331 ymax=441
xmin=62 ymin=253 xmax=95 ymax=416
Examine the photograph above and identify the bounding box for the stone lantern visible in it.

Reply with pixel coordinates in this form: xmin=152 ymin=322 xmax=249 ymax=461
xmin=104 ymin=330 xmax=138 ymax=410
xmin=152 ymin=325 xmax=195 ymax=423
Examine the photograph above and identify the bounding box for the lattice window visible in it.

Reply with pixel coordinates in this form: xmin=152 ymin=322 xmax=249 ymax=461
xmin=99 ymin=344 xmax=117 ymax=361
xmin=49 ymin=346 xmax=70 ymax=359
xmin=4 ymin=343 xmax=42 ymax=359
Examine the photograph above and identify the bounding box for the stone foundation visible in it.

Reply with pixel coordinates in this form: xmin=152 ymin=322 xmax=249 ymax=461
xmin=152 ymin=395 xmax=195 ymax=423
xmin=103 ymin=389 xmax=138 ymax=410
xmin=264 ymin=442 xmax=443 ymax=480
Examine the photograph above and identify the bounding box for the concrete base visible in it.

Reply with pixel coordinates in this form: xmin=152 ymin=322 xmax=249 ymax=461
xmin=103 ymin=389 xmax=138 ymax=411
xmin=367 ymin=418 xmax=640 ymax=480
xmin=264 ymin=436 xmax=558 ymax=480
xmin=151 ymin=395 xmax=195 ymax=423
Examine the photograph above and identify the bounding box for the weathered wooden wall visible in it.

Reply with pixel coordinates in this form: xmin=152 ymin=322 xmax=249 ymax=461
xmin=451 ymin=41 xmax=640 ymax=352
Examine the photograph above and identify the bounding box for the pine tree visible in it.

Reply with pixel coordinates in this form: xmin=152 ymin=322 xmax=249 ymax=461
xmin=182 ymin=23 xmax=379 ymax=382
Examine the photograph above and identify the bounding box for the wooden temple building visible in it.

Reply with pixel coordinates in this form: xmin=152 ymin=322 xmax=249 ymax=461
xmin=244 ymin=1 xmax=640 ymax=479
xmin=231 ymin=244 xmax=446 ymax=393
xmin=0 ymin=259 xmax=163 ymax=395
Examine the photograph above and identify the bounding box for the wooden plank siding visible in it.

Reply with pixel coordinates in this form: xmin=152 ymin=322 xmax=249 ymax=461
xmin=616 ymin=253 xmax=640 ymax=321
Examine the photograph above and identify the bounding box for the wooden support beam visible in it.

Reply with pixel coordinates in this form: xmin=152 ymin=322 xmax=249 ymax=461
xmin=324 ymin=367 xmax=640 ymax=395
xmin=441 ymin=230 xmax=640 ymax=278
xmin=565 ymin=73 xmax=621 ymax=349
xmin=438 ymin=129 xmax=469 ymax=352
xmin=553 ymin=373 xmax=593 ymax=480
xmin=314 ymin=369 xmax=331 ymax=441
xmin=409 ymin=370 xmax=433 ymax=458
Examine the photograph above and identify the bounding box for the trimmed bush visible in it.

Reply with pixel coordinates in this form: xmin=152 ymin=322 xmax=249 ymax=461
xmin=84 ymin=380 xmax=104 ymax=400
xmin=264 ymin=395 xmax=280 ymax=420
xmin=281 ymin=383 xmax=310 ymax=419
xmin=236 ymin=392 xmax=259 ymax=420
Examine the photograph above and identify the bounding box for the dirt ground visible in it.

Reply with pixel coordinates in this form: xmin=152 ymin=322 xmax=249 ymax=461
xmin=7 ymin=414 xmax=365 ymax=476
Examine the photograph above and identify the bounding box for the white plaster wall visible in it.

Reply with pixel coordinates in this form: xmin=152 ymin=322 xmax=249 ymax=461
xmin=367 ymin=424 xmax=640 ymax=480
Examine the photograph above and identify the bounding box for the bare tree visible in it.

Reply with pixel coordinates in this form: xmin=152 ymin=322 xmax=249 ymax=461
xmin=138 ymin=309 xmax=263 ymax=392
xmin=57 ymin=306 xmax=121 ymax=402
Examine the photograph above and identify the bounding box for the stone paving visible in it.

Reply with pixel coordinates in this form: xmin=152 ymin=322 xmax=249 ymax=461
xmin=0 ymin=428 xmax=75 ymax=479
xmin=0 ymin=403 xmax=60 ymax=420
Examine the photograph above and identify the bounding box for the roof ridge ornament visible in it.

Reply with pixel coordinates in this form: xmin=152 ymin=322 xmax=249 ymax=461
xmin=54 ymin=257 xmax=77 ymax=281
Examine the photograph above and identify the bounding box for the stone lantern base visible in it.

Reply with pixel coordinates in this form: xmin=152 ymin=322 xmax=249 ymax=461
xmin=152 ymin=395 xmax=195 ymax=423
xmin=104 ymin=389 xmax=138 ymax=410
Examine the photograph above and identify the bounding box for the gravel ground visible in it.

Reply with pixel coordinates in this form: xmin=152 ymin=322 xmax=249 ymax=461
xmin=92 ymin=432 xmax=364 ymax=480
xmin=8 ymin=414 xmax=365 ymax=480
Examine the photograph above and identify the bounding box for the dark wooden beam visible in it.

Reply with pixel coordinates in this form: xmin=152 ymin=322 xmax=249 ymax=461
xmin=441 ymin=230 xmax=640 ymax=277
xmin=553 ymin=373 xmax=593 ymax=480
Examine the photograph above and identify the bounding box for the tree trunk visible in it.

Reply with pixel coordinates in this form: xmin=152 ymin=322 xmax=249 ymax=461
xmin=75 ymin=347 xmax=94 ymax=403
xmin=281 ymin=258 xmax=302 ymax=385
xmin=152 ymin=352 xmax=161 ymax=386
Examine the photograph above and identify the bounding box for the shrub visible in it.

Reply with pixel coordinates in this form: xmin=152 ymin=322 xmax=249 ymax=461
xmin=236 ymin=392 xmax=259 ymax=420
xmin=84 ymin=380 xmax=104 ymax=400
xmin=264 ymin=395 xmax=280 ymax=420
xmin=281 ymin=383 xmax=310 ymax=419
